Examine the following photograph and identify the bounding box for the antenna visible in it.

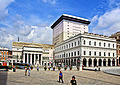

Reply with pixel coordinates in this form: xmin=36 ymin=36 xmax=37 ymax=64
xmin=18 ymin=36 xmax=19 ymax=42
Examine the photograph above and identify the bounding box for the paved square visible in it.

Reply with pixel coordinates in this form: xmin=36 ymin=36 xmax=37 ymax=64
xmin=0 ymin=69 xmax=120 ymax=85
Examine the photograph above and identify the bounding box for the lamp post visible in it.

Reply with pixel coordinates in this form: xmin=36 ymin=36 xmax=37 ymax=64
xmin=79 ymin=33 xmax=82 ymax=71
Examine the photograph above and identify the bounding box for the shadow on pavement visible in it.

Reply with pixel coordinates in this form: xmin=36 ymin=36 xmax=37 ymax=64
xmin=0 ymin=71 xmax=8 ymax=85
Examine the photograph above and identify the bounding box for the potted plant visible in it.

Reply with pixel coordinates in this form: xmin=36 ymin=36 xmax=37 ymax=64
xmin=53 ymin=67 xmax=55 ymax=71
xmin=58 ymin=67 xmax=61 ymax=70
xmin=44 ymin=66 xmax=47 ymax=71
xmin=8 ymin=65 xmax=12 ymax=70
xmin=69 ymin=66 xmax=72 ymax=70
xmin=64 ymin=67 xmax=67 ymax=70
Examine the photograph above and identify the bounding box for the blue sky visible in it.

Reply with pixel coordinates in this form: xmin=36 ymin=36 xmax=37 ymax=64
xmin=0 ymin=0 xmax=120 ymax=48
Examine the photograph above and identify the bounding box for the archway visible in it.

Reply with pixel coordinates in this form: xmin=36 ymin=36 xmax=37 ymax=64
xmin=71 ymin=59 xmax=73 ymax=66
xmin=99 ymin=59 xmax=102 ymax=66
xmin=69 ymin=59 xmax=71 ymax=66
xmin=119 ymin=57 xmax=120 ymax=65
xmin=108 ymin=59 xmax=111 ymax=66
xmin=94 ymin=58 xmax=97 ymax=67
xmin=66 ymin=60 xmax=68 ymax=65
xmin=74 ymin=59 xmax=76 ymax=66
xmin=77 ymin=58 xmax=80 ymax=66
xmin=88 ymin=58 xmax=92 ymax=67
xmin=103 ymin=59 xmax=106 ymax=66
xmin=112 ymin=58 xmax=115 ymax=66
xmin=83 ymin=58 xmax=87 ymax=67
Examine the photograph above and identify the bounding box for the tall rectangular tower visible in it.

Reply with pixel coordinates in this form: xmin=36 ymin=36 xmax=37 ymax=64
xmin=51 ymin=14 xmax=90 ymax=45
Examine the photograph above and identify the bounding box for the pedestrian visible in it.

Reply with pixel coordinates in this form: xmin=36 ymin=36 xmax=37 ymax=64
xmin=37 ymin=65 xmax=39 ymax=71
xmin=25 ymin=67 xmax=27 ymax=76
xmin=58 ymin=71 xmax=64 ymax=83
xmin=70 ymin=76 xmax=77 ymax=85
xmin=28 ymin=67 xmax=31 ymax=76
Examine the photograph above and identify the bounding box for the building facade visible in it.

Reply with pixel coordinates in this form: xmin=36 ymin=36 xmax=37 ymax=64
xmin=51 ymin=14 xmax=90 ymax=45
xmin=51 ymin=14 xmax=117 ymax=67
xmin=54 ymin=33 xmax=117 ymax=67
xmin=110 ymin=31 xmax=120 ymax=66
xmin=12 ymin=42 xmax=54 ymax=66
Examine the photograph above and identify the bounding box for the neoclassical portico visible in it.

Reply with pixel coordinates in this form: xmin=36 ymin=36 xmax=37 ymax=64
xmin=23 ymin=47 xmax=43 ymax=66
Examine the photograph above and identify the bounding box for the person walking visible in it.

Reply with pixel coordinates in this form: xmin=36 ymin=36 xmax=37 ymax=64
xmin=37 ymin=65 xmax=39 ymax=71
xmin=58 ymin=71 xmax=64 ymax=83
xmin=25 ymin=67 xmax=27 ymax=76
xmin=70 ymin=76 xmax=77 ymax=85
xmin=28 ymin=67 xmax=31 ymax=76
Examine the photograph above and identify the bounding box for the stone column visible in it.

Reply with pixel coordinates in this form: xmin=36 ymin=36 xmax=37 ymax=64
xmin=23 ymin=53 xmax=25 ymax=63
xmin=86 ymin=59 xmax=88 ymax=67
xmin=27 ymin=54 xmax=29 ymax=63
xmin=115 ymin=59 xmax=116 ymax=66
xmin=106 ymin=59 xmax=108 ymax=66
xmin=92 ymin=58 xmax=94 ymax=67
xmin=41 ymin=56 xmax=42 ymax=66
xmin=34 ymin=54 xmax=36 ymax=65
xmin=111 ymin=59 xmax=112 ymax=66
xmin=97 ymin=59 xmax=99 ymax=66
xmin=101 ymin=59 xmax=103 ymax=67
xmin=36 ymin=54 xmax=39 ymax=65
xmin=30 ymin=54 xmax=32 ymax=65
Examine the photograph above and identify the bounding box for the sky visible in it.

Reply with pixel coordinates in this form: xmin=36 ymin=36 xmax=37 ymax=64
xmin=0 ymin=0 xmax=120 ymax=49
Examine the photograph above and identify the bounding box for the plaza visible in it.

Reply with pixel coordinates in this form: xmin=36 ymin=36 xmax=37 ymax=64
xmin=0 ymin=68 xmax=120 ymax=85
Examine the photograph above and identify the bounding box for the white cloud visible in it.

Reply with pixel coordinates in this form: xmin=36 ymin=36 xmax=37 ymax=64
xmin=0 ymin=0 xmax=14 ymax=20
xmin=0 ymin=14 xmax=52 ymax=49
xmin=90 ymin=0 xmax=120 ymax=36
xmin=42 ymin=0 xmax=56 ymax=5
xmin=91 ymin=8 xmax=120 ymax=35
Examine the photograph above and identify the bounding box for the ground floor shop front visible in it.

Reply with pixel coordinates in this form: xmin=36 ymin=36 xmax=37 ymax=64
xmin=55 ymin=57 xmax=117 ymax=67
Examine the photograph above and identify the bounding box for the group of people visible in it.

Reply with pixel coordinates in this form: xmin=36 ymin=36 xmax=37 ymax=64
xmin=59 ymin=71 xmax=77 ymax=85
xmin=25 ymin=66 xmax=77 ymax=85
xmin=25 ymin=66 xmax=31 ymax=76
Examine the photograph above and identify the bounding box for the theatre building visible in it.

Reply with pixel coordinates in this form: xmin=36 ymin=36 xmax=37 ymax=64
xmin=51 ymin=14 xmax=117 ymax=67
xmin=12 ymin=42 xmax=54 ymax=66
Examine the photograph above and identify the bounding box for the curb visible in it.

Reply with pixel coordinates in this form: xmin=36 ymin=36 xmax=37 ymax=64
xmin=103 ymin=71 xmax=120 ymax=76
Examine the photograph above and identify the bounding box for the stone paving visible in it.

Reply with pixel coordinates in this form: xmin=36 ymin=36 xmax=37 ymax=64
xmin=0 ymin=69 xmax=120 ymax=85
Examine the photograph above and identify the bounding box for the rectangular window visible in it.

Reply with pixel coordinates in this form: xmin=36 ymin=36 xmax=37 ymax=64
xmin=113 ymin=44 xmax=114 ymax=48
xmin=69 ymin=53 xmax=70 ymax=57
xmin=89 ymin=41 xmax=91 ymax=45
xmin=94 ymin=52 xmax=96 ymax=56
xmin=99 ymin=42 xmax=101 ymax=46
xmin=75 ymin=42 xmax=76 ymax=46
xmin=99 ymin=52 xmax=101 ymax=56
xmin=71 ymin=52 xmax=73 ymax=56
xmin=108 ymin=43 xmax=110 ymax=47
xmin=108 ymin=53 xmax=110 ymax=56
xmin=78 ymin=41 xmax=80 ymax=45
xmin=104 ymin=52 xmax=106 ymax=56
xmin=74 ymin=52 xmax=76 ymax=56
xmin=69 ymin=44 xmax=70 ymax=48
xmin=113 ymin=53 xmax=114 ymax=56
xmin=104 ymin=43 xmax=106 ymax=47
xmin=78 ymin=51 xmax=79 ymax=55
xmin=94 ymin=42 xmax=96 ymax=46
xmin=84 ymin=51 xmax=86 ymax=55
xmin=72 ymin=43 xmax=73 ymax=47
xmin=89 ymin=51 xmax=91 ymax=56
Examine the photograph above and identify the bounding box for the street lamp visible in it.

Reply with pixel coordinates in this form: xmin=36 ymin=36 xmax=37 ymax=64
xmin=79 ymin=33 xmax=82 ymax=71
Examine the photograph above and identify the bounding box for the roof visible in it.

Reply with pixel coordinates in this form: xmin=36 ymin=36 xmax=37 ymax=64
xmin=12 ymin=42 xmax=54 ymax=48
xmin=51 ymin=14 xmax=90 ymax=29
